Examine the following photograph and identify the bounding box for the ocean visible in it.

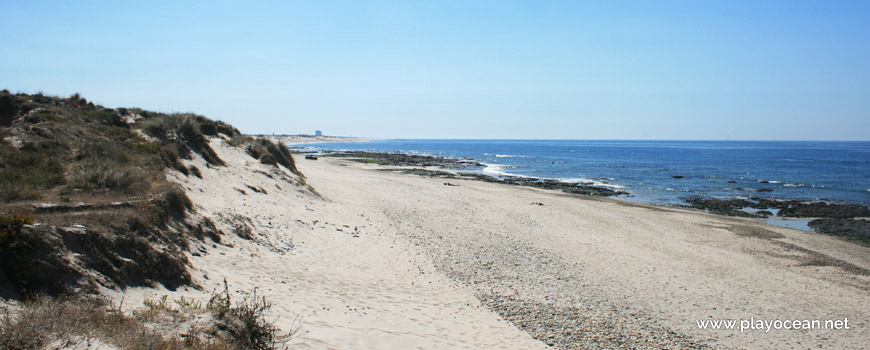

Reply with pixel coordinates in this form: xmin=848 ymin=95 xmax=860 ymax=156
xmin=291 ymin=140 xmax=870 ymax=206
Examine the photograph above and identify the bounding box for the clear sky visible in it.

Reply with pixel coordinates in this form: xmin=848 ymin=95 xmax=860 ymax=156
xmin=2 ymin=1 xmax=869 ymax=140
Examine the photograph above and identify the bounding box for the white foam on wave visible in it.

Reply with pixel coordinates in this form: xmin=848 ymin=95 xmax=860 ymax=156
xmin=554 ymin=177 xmax=627 ymax=189
xmin=784 ymin=183 xmax=805 ymax=187
xmin=495 ymin=154 xmax=519 ymax=158
xmin=479 ymin=165 xmax=624 ymax=189
xmin=407 ymin=150 xmax=438 ymax=157
xmin=481 ymin=164 xmax=527 ymax=178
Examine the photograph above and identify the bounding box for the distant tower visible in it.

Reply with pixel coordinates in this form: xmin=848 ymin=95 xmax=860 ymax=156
xmin=315 ymin=130 xmax=323 ymax=136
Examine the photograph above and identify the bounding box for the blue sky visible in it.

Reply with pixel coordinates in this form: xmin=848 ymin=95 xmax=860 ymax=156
xmin=2 ymin=1 xmax=869 ymax=140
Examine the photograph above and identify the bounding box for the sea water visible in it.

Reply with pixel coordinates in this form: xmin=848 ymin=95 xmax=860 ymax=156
xmin=292 ymin=140 xmax=870 ymax=206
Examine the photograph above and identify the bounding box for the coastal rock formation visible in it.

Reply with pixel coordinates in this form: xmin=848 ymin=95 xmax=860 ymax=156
xmin=809 ymin=218 xmax=870 ymax=242
xmin=331 ymin=151 xmax=627 ymax=196
xmin=685 ymin=195 xmax=870 ymax=243
xmin=778 ymin=202 xmax=870 ymax=218
xmin=685 ymin=198 xmax=759 ymax=217
xmin=330 ymin=151 xmax=483 ymax=169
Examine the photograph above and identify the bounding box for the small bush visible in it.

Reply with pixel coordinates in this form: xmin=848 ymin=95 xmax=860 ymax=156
xmin=208 ymin=281 xmax=294 ymax=350
xmin=154 ymin=186 xmax=193 ymax=223
xmin=140 ymin=116 xmax=173 ymax=140
xmin=199 ymin=120 xmax=219 ymax=136
xmin=0 ymin=93 xmax=18 ymax=126
xmin=259 ymin=153 xmax=277 ymax=166
xmin=83 ymin=109 xmax=125 ymax=127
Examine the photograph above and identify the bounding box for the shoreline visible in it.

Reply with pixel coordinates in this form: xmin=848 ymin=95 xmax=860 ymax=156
xmin=106 ymin=140 xmax=870 ymax=349
xmin=316 ymin=151 xmax=628 ymax=196
xmin=303 ymin=149 xmax=870 ymax=239
xmin=294 ymin=156 xmax=870 ymax=348
xmin=289 ymin=141 xmax=870 ymax=206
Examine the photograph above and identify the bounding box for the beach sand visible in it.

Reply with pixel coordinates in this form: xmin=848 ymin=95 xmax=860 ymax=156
xmin=109 ymin=140 xmax=870 ymax=349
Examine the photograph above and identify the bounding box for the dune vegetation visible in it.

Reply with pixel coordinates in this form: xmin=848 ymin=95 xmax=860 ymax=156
xmin=0 ymin=90 xmax=297 ymax=349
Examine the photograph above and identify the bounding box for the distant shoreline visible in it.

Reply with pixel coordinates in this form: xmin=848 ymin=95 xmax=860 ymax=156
xmin=253 ymin=134 xmax=376 ymax=144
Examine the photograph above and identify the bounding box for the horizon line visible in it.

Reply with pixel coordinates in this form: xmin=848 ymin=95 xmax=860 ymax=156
xmin=273 ymin=136 xmax=870 ymax=143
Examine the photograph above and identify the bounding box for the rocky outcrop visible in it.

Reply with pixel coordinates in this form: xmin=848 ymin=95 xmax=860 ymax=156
xmin=779 ymin=202 xmax=870 ymax=218
xmin=809 ymin=219 xmax=870 ymax=242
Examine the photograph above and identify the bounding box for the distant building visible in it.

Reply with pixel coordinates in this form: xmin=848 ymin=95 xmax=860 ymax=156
xmin=315 ymin=130 xmax=323 ymax=136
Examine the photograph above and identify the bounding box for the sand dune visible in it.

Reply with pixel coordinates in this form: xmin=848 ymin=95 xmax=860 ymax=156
xmin=109 ymin=140 xmax=869 ymax=349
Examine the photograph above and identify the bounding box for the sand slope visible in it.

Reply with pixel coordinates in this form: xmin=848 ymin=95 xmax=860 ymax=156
xmin=109 ymin=140 xmax=544 ymax=349
xmin=110 ymin=141 xmax=869 ymax=349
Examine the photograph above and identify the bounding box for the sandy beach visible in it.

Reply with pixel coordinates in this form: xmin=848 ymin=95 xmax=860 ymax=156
xmin=108 ymin=140 xmax=870 ymax=349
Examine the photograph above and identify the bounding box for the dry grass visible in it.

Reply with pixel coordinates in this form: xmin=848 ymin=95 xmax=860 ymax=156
xmin=228 ymin=137 xmax=300 ymax=176
xmin=0 ymin=297 xmax=232 ymax=350
xmin=140 ymin=113 xmax=238 ymax=167
xmin=0 ymin=284 xmax=296 ymax=350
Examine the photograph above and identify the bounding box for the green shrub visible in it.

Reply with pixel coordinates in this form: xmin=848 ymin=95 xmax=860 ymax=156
xmin=0 ymin=215 xmax=34 ymax=292
xmin=0 ymin=144 xmax=67 ymax=202
xmin=0 ymin=93 xmax=19 ymax=126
